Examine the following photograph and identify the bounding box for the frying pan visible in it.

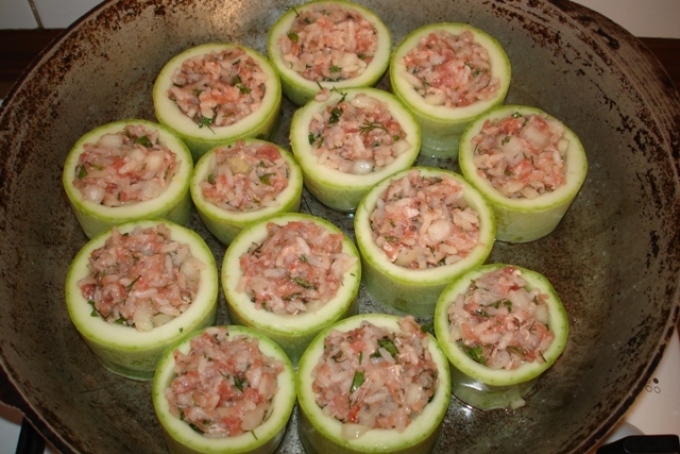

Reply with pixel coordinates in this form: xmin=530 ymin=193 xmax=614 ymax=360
xmin=1 ymin=0 xmax=679 ymax=452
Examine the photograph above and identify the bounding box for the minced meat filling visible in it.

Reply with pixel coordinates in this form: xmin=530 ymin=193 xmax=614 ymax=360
xmin=471 ymin=112 xmax=569 ymax=199
xmin=312 ymin=317 xmax=438 ymax=434
xmin=447 ymin=266 xmax=555 ymax=370
xmin=165 ymin=327 xmax=282 ymax=437
xmin=370 ymin=169 xmax=481 ymax=269
xmin=168 ymin=47 xmax=267 ymax=128
xmin=237 ymin=220 xmax=357 ymax=315
xmin=400 ymin=30 xmax=500 ymax=108
xmin=308 ymin=92 xmax=410 ymax=175
xmin=277 ymin=4 xmax=378 ymax=83
xmin=200 ymin=140 xmax=290 ymax=212
xmin=73 ymin=124 xmax=180 ymax=207
xmin=78 ymin=224 xmax=203 ymax=331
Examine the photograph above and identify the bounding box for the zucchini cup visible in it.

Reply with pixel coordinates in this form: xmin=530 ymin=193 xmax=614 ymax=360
xmin=62 ymin=119 xmax=193 ymax=239
xmin=354 ymin=166 xmax=496 ymax=317
xmin=190 ymin=138 xmax=304 ymax=245
xmin=153 ymin=43 xmax=282 ymax=160
xmin=289 ymin=87 xmax=421 ymax=212
xmin=297 ymin=314 xmax=451 ymax=454
xmin=458 ymin=104 xmax=588 ymax=243
xmin=390 ymin=23 xmax=511 ymax=158
xmin=65 ymin=219 xmax=219 ymax=380
xmin=267 ymin=0 xmax=392 ymax=106
xmin=152 ymin=325 xmax=296 ymax=454
xmin=434 ymin=263 xmax=569 ymax=410
xmin=221 ymin=212 xmax=361 ymax=366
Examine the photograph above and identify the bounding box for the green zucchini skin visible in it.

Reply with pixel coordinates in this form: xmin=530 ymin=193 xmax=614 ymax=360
xmin=433 ymin=263 xmax=570 ymax=410
xmin=62 ymin=119 xmax=193 ymax=239
xmin=152 ymin=325 xmax=296 ymax=454
xmin=289 ymin=87 xmax=421 ymax=212
xmin=390 ymin=23 xmax=511 ymax=158
xmin=354 ymin=166 xmax=496 ymax=317
xmin=153 ymin=43 xmax=282 ymax=161
xmin=64 ymin=219 xmax=219 ymax=381
xmin=190 ymin=138 xmax=304 ymax=245
xmin=458 ymin=104 xmax=588 ymax=243
xmin=296 ymin=313 xmax=451 ymax=454
xmin=267 ymin=0 xmax=392 ymax=106
xmin=221 ymin=213 xmax=361 ymax=366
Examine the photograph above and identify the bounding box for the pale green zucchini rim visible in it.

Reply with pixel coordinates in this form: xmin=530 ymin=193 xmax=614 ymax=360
xmin=62 ymin=119 xmax=193 ymax=239
xmin=353 ymin=166 xmax=495 ymax=308
xmin=390 ymin=22 xmax=512 ymax=124
xmin=153 ymin=43 xmax=282 ymax=159
xmin=458 ymin=104 xmax=589 ymax=213
xmin=64 ymin=219 xmax=218 ymax=377
xmin=433 ymin=263 xmax=570 ymax=388
xmin=190 ymin=138 xmax=304 ymax=245
xmin=152 ymin=325 xmax=296 ymax=453
xmin=296 ymin=313 xmax=452 ymax=453
xmin=289 ymin=87 xmax=422 ymax=211
xmin=267 ymin=0 xmax=392 ymax=106
xmin=221 ymin=213 xmax=361 ymax=356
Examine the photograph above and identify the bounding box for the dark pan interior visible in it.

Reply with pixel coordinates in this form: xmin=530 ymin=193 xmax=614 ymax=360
xmin=1 ymin=0 xmax=679 ymax=452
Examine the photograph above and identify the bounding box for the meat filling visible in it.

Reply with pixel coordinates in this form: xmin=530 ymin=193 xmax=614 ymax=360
xmin=277 ymin=4 xmax=378 ymax=83
xmin=308 ymin=91 xmax=410 ymax=175
xmin=447 ymin=266 xmax=555 ymax=370
xmin=237 ymin=220 xmax=357 ymax=315
xmin=400 ymin=30 xmax=500 ymax=107
xmin=200 ymin=140 xmax=290 ymax=211
xmin=370 ymin=169 xmax=481 ymax=269
xmin=78 ymin=224 xmax=204 ymax=331
xmin=312 ymin=316 xmax=438 ymax=435
xmin=168 ymin=47 xmax=267 ymax=128
xmin=164 ymin=327 xmax=282 ymax=437
xmin=73 ymin=124 xmax=180 ymax=207
xmin=471 ymin=112 xmax=569 ymax=199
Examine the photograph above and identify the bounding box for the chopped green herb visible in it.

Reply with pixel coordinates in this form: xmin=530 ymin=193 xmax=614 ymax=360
xmin=198 ymin=114 xmax=215 ymax=129
xmin=506 ymin=346 xmax=527 ymax=358
xmin=501 ymin=135 xmax=511 ymax=145
xmin=461 ymin=344 xmax=486 ymax=365
xmin=293 ymin=277 xmax=316 ymax=290
xmin=207 ymin=173 xmax=216 ymax=185
xmin=328 ymin=107 xmax=343 ymax=124
xmin=330 ymin=65 xmax=341 ymax=72
xmin=258 ymin=173 xmax=273 ymax=185
xmin=134 ymin=135 xmax=154 ymax=148
xmin=233 ymin=374 xmax=247 ymax=392
xmin=511 ymin=112 xmax=524 ymax=118
xmin=359 ymin=120 xmax=388 ymax=135
xmin=377 ymin=337 xmax=399 ymax=357
xmin=349 ymin=370 xmax=365 ymax=394
xmin=126 ymin=275 xmax=141 ymax=291
xmin=288 ymin=31 xmax=299 ymax=42
xmin=76 ymin=165 xmax=88 ymax=179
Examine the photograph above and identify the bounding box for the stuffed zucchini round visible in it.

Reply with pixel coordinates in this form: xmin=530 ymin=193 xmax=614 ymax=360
xmin=434 ymin=263 xmax=569 ymax=410
xmin=221 ymin=212 xmax=361 ymax=366
xmin=153 ymin=43 xmax=282 ymax=160
xmin=152 ymin=325 xmax=296 ymax=454
xmin=65 ymin=219 xmax=218 ymax=380
xmin=390 ymin=23 xmax=511 ymax=158
xmin=190 ymin=138 xmax=304 ymax=245
xmin=297 ymin=313 xmax=451 ymax=454
xmin=458 ymin=104 xmax=588 ymax=243
xmin=289 ymin=87 xmax=421 ymax=212
xmin=267 ymin=0 xmax=392 ymax=106
xmin=62 ymin=119 xmax=193 ymax=239
xmin=354 ymin=166 xmax=495 ymax=316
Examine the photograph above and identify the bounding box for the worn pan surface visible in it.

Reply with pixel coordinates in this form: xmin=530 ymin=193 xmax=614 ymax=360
xmin=1 ymin=0 xmax=679 ymax=452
